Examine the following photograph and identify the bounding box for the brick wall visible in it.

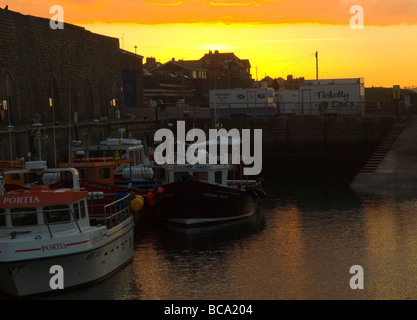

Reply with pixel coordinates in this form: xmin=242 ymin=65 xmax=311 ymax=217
xmin=0 ymin=8 xmax=143 ymax=128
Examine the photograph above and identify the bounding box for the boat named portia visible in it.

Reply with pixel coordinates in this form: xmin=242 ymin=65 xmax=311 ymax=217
xmin=0 ymin=161 xmax=135 ymax=297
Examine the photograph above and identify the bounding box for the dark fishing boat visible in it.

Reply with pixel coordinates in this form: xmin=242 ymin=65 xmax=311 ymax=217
xmin=150 ymin=162 xmax=266 ymax=227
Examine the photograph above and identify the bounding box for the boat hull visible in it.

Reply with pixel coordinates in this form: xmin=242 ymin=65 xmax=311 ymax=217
xmin=155 ymin=180 xmax=259 ymax=227
xmin=0 ymin=219 xmax=134 ymax=297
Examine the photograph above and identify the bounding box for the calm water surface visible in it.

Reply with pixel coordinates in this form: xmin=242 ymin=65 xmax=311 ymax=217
xmin=35 ymin=180 xmax=417 ymax=300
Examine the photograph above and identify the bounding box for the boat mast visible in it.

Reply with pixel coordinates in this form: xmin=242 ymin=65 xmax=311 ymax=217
xmin=0 ymin=171 xmax=4 ymax=195
xmin=68 ymin=78 xmax=72 ymax=163
xmin=33 ymin=123 xmax=43 ymax=161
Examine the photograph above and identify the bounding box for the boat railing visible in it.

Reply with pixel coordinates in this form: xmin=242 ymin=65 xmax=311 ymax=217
xmin=103 ymin=193 xmax=133 ymax=229
xmin=227 ymin=179 xmax=257 ymax=189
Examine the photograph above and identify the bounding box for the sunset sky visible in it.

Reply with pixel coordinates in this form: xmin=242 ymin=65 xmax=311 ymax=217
xmin=9 ymin=0 xmax=417 ymax=87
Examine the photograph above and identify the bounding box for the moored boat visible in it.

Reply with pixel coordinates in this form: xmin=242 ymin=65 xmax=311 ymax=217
xmin=0 ymin=159 xmax=25 ymax=185
xmin=70 ymin=137 xmax=155 ymax=188
xmin=0 ymin=161 xmax=135 ymax=297
xmin=57 ymin=156 xmax=152 ymax=221
xmin=149 ymin=162 xmax=266 ymax=227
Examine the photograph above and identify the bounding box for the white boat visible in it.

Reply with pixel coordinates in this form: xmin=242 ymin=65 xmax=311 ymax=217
xmin=70 ymin=137 xmax=155 ymax=187
xmin=0 ymin=161 xmax=135 ymax=297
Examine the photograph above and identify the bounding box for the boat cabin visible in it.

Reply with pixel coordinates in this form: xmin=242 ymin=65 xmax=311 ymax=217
xmin=59 ymin=157 xmax=134 ymax=185
xmin=0 ymin=190 xmax=89 ymax=231
xmin=0 ymin=164 xmax=91 ymax=235
xmin=164 ymin=164 xmax=229 ymax=186
xmin=0 ymin=160 xmax=25 ymax=185
xmin=70 ymin=138 xmax=149 ymax=174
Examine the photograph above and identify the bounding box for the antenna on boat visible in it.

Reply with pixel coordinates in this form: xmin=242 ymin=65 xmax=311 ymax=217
xmin=68 ymin=78 xmax=72 ymax=163
xmin=6 ymin=125 xmax=14 ymax=162
xmin=49 ymin=82 xmax=57 ymax=168
xmin=118 ymin=128 xmax=126 ymax=139
xmin=33 ymin=123 xmax=43 ymax=161
xmin=4 ymin=76 xmax=13 ymax=162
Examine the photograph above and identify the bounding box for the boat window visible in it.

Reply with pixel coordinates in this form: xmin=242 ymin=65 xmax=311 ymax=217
xmin=11 ymin=207 xmax=38 ymax=226
xmin=80 ymin=168 xmax=94 ymax=180
xmin=72 ymin=201 xmax=86 ymax=219
xmin=80 ymin=200 xmax=86 ymax=219
xmin=139 ymin=149 xmax=145 ymax=163
xmin=193 ymin=171 xmax=208 ymax=182
xmin=126 ymin=150 xmax=135 ymax=161
xmin=0 ymin=208 xmax=5 ymax=226
xmin=24 ymin=172 xmax=42 ymax=185
xmin=215 ymin=171 xmax=223 ymax=184
xmin=64 ymin=172 xmax=73 ymax=184
xmin=9 ymin=173 xmax=22 ymax=182
xmin=98 ymin=167 xmax=111 ymax=180
xmin=174 ymin=172 xmax=189 ymax=182
xmin=73 ymin=202 xmax=80 ymax=219
xmin=44 ymin=205 xmax=71 ymax=223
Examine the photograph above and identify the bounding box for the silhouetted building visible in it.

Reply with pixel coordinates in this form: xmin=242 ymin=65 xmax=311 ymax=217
xmin=143 ymin=57 xmax=162 ymax=74
xmin=152 ymin=58 xmax=207 ymax=79
xmin=143 ymin=51 xmax=253 ymax=107
xmin=199 ymin=50 xmax=252 ymax=89
xmin=285 ymin=75 xmax=305 ymax=90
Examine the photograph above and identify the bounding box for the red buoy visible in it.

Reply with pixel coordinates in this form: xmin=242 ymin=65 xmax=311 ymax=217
xmin=146 ymin=192 xmax=157 ymax=206
xmin=147 ymin=191 xmax=154 ymax=200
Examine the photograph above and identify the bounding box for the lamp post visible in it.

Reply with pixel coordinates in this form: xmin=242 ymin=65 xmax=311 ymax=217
xmin=111 ymin=98 xmax=120 ymax=120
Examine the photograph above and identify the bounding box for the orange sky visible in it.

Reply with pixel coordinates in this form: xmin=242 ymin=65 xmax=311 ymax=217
xmin=8 ymin=0 xmax=417 ymax=87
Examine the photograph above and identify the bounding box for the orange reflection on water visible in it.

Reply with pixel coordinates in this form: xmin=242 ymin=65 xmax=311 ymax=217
xmin=133 ymin=241 xmax=171 ymax=299
xmin=225 ymin=203 xmax=310 ymax=299
xmin=362 ymin=198 xmax=417 ymax=299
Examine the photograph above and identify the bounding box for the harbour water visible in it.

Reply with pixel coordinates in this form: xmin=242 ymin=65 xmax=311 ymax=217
xmin=41 ymin=176 xmax=417 ymax=300
xmin=3 ymin=161 xmax=417 ymax=301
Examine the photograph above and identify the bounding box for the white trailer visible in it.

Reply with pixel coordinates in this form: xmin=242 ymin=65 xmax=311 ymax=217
xmin=209 ymin=88 xmax=277 ymax=117
xmin=278 ymin=90 xmax=299 ymax=115
xmin=297 ymin=78 xmax=365 ymax=116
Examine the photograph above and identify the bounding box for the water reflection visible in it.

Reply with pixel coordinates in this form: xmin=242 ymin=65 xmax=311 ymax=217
xmin=6 ymin=183 xmax=417 ymax=300
xmin=132 ymin=187 xmax=417 ymax=300
xmin=132 ymin=214 xmax=266 ymax=300
xmin=361 ymin=196 xmax=417 ymax=299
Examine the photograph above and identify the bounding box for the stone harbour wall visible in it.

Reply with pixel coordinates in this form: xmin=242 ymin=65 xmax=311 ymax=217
xmin=0 ymin=8 xmax=142 ymax=128
xmin=0 ymin=116 xmax=394 ymax=167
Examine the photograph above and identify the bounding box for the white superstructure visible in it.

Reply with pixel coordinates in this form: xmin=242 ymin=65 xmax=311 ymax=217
xmin=0 ymin=162 xmax=134 ymax=297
